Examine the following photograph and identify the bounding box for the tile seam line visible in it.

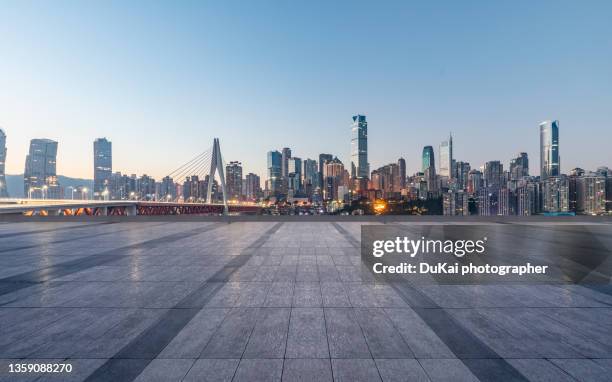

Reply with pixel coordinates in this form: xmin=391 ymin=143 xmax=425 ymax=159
xmin=330 ymin=222 xmax=530 ymax=382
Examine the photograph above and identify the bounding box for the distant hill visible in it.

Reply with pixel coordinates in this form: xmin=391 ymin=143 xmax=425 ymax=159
xmin=5 ymin=174 xmax=93 ymax=198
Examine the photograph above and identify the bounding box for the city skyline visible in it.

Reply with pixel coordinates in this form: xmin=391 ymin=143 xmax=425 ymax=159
xmin=1 ymin=1 xmax=611 ymax=179
xmin=1 ymin=116 xmax=610 ymax=184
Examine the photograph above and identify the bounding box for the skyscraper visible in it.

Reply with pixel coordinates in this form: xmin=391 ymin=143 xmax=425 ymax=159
xmin=422 ymin=146 xmax=435 ymax=172
xmin=439 ymin=133 xmax=453 ymax=178
xmin=225 ymin=161 xmax=243 ymax=200
xmin=281 ymin=147 xmax=291 ymax=179
xmin=422 ymin=146 xmax=437 ymax=193
xmin=455 ymin=161 xmax=471 ymax=189
xmin=323 ymin=157 xmax=345 ymax=201
xmin=288 ymin=157 xmax=302 ymax=193
xmin=24 ymin=138 xmax=60 ymax=199
xmin=0 ymin=129 xmax=8 ymax=198
xmin=543 ymin=175 xmax=569 ymax=213
xmin=397 ymin=157 xmax=406 ymax=189
xmin=245 ymin=173 xmax=261 ymax=201
xmin=351 ymin=115 xmax=368 ymax=179
xmin=93 ymin=138 xmax=112 ymax=199
xmin=540 ymin=120 xmax=560 ymax=180
xmin=318 ymin=153 xmax=333 ymax=189
xmin=267 ymin=150 xmax=282 ymax=196
xmin=484 ymin=161 xmax=503 ymax=188
xmin=509 ymin=152 xmax=529 ymax=180
xmin=302 ymin=159 xmax=318 ymax=192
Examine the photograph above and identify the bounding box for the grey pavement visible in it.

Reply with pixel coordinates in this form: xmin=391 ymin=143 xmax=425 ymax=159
xmin=0 ymin=221 xmax=610 ymax=381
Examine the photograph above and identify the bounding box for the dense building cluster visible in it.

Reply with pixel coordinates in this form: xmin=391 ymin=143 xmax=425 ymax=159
xmin=2 ymin=116 xmax=610 ymax=215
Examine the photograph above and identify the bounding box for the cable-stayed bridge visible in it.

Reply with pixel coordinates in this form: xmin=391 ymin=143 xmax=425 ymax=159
xmin=0 ymin=138 xmax=261 ymax=216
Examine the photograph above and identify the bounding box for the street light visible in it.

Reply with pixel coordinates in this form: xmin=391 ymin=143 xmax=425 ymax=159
xmin=42 ymin=185 xmax=48 ymax=200
xmin=82 ymin=187 xmax=88 ymax=200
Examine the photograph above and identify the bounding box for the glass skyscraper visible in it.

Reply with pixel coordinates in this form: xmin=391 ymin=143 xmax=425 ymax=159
xmin=439 ymin=133 xmax=453 ymax=178
xmin=0 ymin=129 xmax=8 ymax=198
xmin=540 ymin=120 xmax=560 ymax=180
xmin=422 ymin=146 xmax=435 ymax=172
xmin=351 ymin=115 xmax=368 ymax=179
xmin=267 ymin=150 xmax=282 ymax=195
xmin=93 ymin=137 xmax=112 ymax=198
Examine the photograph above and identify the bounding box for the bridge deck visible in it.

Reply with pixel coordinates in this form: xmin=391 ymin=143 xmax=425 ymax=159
xmin=0 ymin=221 xmax=611 ymax=381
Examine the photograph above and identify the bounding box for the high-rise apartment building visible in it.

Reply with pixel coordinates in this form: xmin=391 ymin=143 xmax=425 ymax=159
xmin=576 ymin=173 xmax=606 ymax=215
xmin=0 ymin=129 xmax=8 ymax=197
xmin=540 ymin=120 xmax=560 ymax=180
xmin=439 ymin=134 xmax=453 ymax=178
xmin=351 ymin=115 xmax=368 ymax=179
xmin=24 ymin=138 xmax=60 ymax=199
xmin=323 ymin=157 xmax=345 ymax=201
xmin=226 ymin=161 xmax=243 ymax=200
xmin=93 ymin=138 xmax=112 ymax=199
xmin=245 ymin=173 xmax=261 ymax=201
xmin=484 ymin=161 xmax=503 ymax=188
xmin=542 ymin=175 xmax=569 ymax=213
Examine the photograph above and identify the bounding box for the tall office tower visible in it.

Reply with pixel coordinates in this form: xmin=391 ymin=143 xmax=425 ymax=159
xmin=422 ymin=146 xmax=435 ymax=172
xmin=540 ymin=120 xmax=560 ymax=180
xmin=225 ymin=161 xmax=243 ymax=200
xmin=484 ymin=161 xmax=503 ymax=188
xmin=0 ymin=129 xmax=8 ymax=197
xmin=542 ymin=175 xmax=569 ymax=213
xmin=281 ymin=147 xmax=291 ymax=179
xmin=302 ymin=159 xmax=318 ymax=193
xmin=467 ymin=169 xmax=483 ymax=194
xmin=93 ymin=138 xmax=112 ymax=199
xmin=509 ymin=152 xmax=529 ymax=180
xmin=267 ymin=150 xmax=282 ymax=196
xmin=318 ymin=153 xmax=333 ymax=189
xmin=245 ymin=173 xmax=261 ymax=201
xmin=455 ymin=161 xmax=471 ymax=189
xmin=439 ymin=133 xmax=453 ymax=178
xmin=397 ymin=157 xmax=406 ymax=189
xmin=576 ymin=173 xmax=606 ymax=215
xmin=287 ymin=157 xmax=302 ymax=192
xmin=351 ymin=115 xmax=368 ymax=179
xmin=422 ymin=146 xmax=437 ymax=194
xmin=24 ymin=138 xmax=60 ymax=199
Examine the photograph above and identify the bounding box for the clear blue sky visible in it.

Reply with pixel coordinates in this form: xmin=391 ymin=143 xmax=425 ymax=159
xmin=1 ymin=0 xmax=611 ymax=179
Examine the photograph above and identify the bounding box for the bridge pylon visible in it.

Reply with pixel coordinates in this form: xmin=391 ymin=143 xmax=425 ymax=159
xmin=206 ymin=138 xmax=228 ymax=214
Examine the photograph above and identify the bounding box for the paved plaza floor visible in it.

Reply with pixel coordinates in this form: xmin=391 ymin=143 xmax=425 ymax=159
xmin=0 ymin=221 xmax=611 ymax=381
